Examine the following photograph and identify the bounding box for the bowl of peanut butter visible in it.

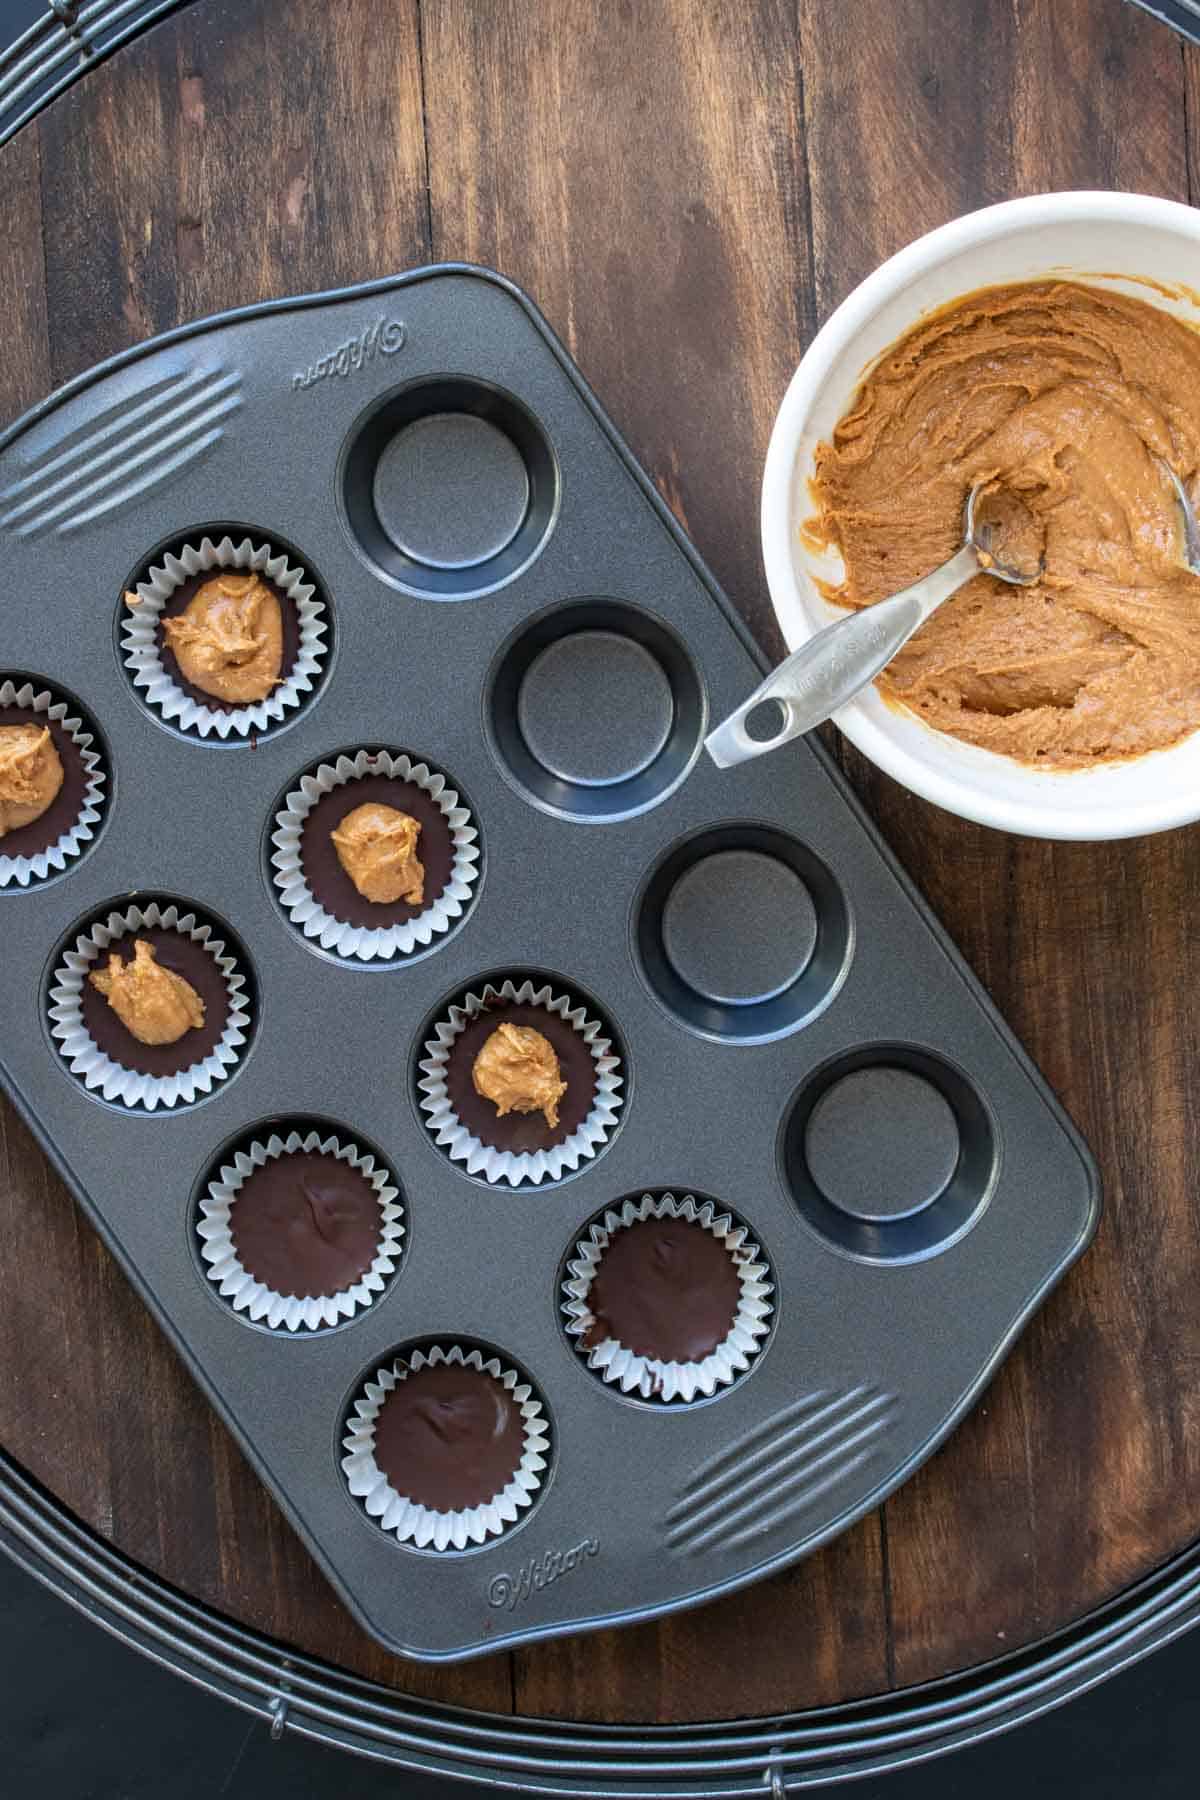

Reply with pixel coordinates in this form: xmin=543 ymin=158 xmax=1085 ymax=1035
xmin=762 ymin=191 xmax=1200 ymax=838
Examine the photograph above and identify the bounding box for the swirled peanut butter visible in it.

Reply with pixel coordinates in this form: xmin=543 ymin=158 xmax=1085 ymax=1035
xmin=472 ymin=1023 xmax=566 ymax=1131
xmin=809 ymin=281 xmax=1200 ymax=766
xmin=89 ymin=939 xmax=206 ymax=1046
xmin=331 ymin=802 xmax=424 ymax=905
xmin=162 ymin=571 xmax=283 ymax=704
xmin=0 ymin=725 xmax=64 ymax=836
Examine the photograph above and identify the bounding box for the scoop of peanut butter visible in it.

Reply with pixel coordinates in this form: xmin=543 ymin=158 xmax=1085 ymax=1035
xmin=89 ymin=939 xmax=206 ymax=1046
xmin=0 ymin=724 xmax=64 ymax=837
xmin=330 ymin=803 xmax=425 ymax=905
xmin=162 ymin=571 xmax=283 ymax=704
xmin=472 ymin=1022 xmax=567 ymax=1131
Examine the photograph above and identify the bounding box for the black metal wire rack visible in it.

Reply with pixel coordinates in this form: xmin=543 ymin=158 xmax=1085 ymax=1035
xmin=1126 ymin=0 xmax=1200 ymax=40
xmin=4 ymin=1444 xmax=1200 ymax=1795
xmin=0 ymin=0 xmax=194 ymax=146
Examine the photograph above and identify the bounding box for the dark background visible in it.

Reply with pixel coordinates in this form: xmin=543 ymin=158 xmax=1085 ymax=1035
xmin=3 ymin=0 xmax=47 ymax=42
xmin=2 ymin=0 xmax=1200 ymax=1793
xmin=3 ymin=1547 xmax=1200 ymax=1797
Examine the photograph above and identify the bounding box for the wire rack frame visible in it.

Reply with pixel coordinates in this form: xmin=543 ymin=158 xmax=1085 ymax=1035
xmin=3 ymin=1445 xmax=1200 ymax=1795
xmin=0 ymin=0 xmax=195 ymax=146
xmin=1126 ymin=0 xmax=1200 ymax=41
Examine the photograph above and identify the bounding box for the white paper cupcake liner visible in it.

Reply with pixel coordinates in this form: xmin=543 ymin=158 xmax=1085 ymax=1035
xmin=270 ymin=750 xmax=480 ymax=961
xmin=563 ymin=1192 xmax=774 ymax=1403
xmin=417 ymin=979 xmax=624 ymax=1186
xmin=0 ymin=679 xmax=106 ymax=889
xmin=47 ymin=900 xmax=251 ymax=1111
xmin=197 ymin=1128 xmax=404 ymax=1331
xmin=120 ymin=534 xmax=327 ymax=739
xmin=341 ymin=1344 xmax=550 ymax=1551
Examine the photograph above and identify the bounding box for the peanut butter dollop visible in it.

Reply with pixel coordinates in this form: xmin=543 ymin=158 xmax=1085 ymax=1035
xmin=809 ymin=280 xmax=1200 ymax=767
xmin=89 ymin=939 xmax=206 ymax=1046
xmin=161 ymin=572 xmax=283 ymax=704
xmin=472 ymin=1023 xmax=566 ymax=1131
xmin=330 ymin=803 xmax=425 ymax=905
xmin=0 ymin=724 xmax=64 ymax=837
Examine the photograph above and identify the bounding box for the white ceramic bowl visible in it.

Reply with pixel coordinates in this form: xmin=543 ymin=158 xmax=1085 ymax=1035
xmin=761 ymin=191 xmax=1200 ymax=840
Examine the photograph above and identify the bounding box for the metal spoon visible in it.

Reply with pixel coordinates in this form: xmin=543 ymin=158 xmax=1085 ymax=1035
xmin=1161 ymin=459 xmax=1200 ymax=574
xmin=705 ymin=483 xmax=1044 ymax=770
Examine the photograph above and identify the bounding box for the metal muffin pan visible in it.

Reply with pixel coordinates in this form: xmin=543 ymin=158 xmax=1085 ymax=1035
xmin=0 ymin=266 xmax=1099 ymax=1660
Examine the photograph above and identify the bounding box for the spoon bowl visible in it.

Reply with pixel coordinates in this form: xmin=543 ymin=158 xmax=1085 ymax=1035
xmin=705 ymin=481 xmax=1043 ymax=771
xmin=1160 ymin=459 xmax=1200 ymax=575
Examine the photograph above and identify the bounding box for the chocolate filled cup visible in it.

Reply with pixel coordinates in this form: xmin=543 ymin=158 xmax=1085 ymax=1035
xmin=121 ymin=534 xmax=328 ymax=740
xmin=417 ymin=978 xmax=624 ymax=1186
xmin=0 ymin=680 xmax=106 ymax=889
xmin=271 ymin=749 xmax=480 ymax=962
xmin=341 ymin=1344 xmax=551 ymax=1551
xmin=563 ymin=1193 xmax=773 ymax=1403
xmin=197 ymin=1128 xmax=404 ymax=1331
xmin=48 ymin=901 xmax=251 ymax=1110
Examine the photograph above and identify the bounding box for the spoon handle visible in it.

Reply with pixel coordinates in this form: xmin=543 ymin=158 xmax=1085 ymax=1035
xmin=705 ymin=544 xmax=978 ymax=769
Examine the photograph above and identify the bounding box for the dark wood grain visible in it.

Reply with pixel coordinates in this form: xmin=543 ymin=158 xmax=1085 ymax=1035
xmin=3 ymin=0 xmax=511 ymax=1719
xmin=39 ymin=0 xmax=434 ymax=384
xmin=796 ymin=0 xmax=1200 ymax=1689
xmin=421 ymin=0 xmax=811 ymax=661
xmin=1 ymin=0 xmax=1199 ymax=1730
xmin=418 ymin=0 xmax=887 ymax=1720
xmin=0 ymin=125 xmax=50 ymax=423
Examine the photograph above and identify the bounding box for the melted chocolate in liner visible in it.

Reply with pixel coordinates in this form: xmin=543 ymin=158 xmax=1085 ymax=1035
xmin=153 ymin=570 xmax=299 ymax=713
xmin=229 ymin=1151 xmax=381 ymax=1299
xmin=372 ymin=1362 xmax=525 ymax=1512
xmin=444 ymin=1001 xmax=598 ymax=1155
xmin=300 ymin=772 xmax=454 ymax=928
xmin=79 ymin=927 xmax=231 ymax=1077
xmin=583 ymin=1217 xmax=741 ymax=1364
xmin=0 ymin=706 xmax=90 ymax=861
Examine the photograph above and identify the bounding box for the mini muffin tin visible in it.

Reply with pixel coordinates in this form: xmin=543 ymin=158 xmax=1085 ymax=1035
xmin=0 ymin=266 xmax=1099 ymax=1660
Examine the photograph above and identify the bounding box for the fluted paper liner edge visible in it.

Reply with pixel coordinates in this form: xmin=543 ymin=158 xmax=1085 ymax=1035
xmin=197 ymin=1128 xmax=404 ymax=1331
xmin=120 ymin=534 xmax=327 ymax=739
xmin=563 ymin=1192 xmax=773 ymax=1402
xmin=341 ymin=1344 xmax=549 ymax=1551
xmin=0 ymin=680 xmax=106 ymax=888
xmin=417 ymin=979 xmax=623 ymax=1186
xmin=48 ymin=901 xmax=250 ymax=1111
xmin=270 ymin=750 xmax=480 ymax=961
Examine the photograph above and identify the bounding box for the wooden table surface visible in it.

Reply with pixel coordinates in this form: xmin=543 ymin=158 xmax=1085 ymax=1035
xmin=3 ymin=0 xmax=1200 ymax=1728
